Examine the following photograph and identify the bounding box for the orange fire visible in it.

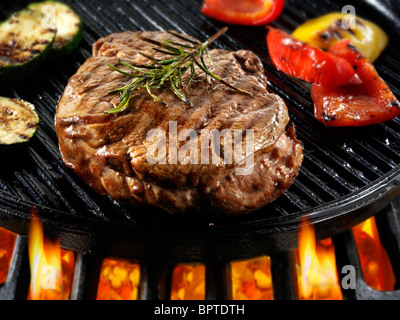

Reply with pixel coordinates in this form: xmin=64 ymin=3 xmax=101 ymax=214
xmin=295 ymin=218 xmax=343 ymax=300
xmin=0 ymin=228 xmax=17 ymax=285
xmin=19 ymin=209 xmax=396 ymax=300
xmin=96 ymin=259 xmax=140 ymax=300
xmin=353 ymin=217 xmax=395 ymax=291
xmin=170 ymin=264 xmax=205 ymax=300
xmin=169 ymin=258 xmax=274 ymax=300
xmin=231 ymin=256 xmax=273 ymax=300
xmin=27 ymin=209 xmax=75 ymax=300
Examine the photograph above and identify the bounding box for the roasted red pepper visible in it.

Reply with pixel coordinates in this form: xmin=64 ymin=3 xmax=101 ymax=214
xmin=312 ymin=39 xmax=400 ymax=127
xmin=201 ymin=0 xmax=285 ymax=26
xmin=266 ymin=27 xmax=361 ymax=87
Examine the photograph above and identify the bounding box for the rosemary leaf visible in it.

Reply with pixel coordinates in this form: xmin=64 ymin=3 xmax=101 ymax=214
xmin=139 ymin=36 xmax=182 ymax=55
xmin=164 ymin=39 xmax=197 ymax=50
xmin=178 ymin=66 xmax=184 ymax=87
xmin=158 ymin=56 xmax=181 ymax=65
xmin=205 ymin=47 xmax=213 ymax=66
xmin=145 ymin=81 xmax=164 ymax=104
xmin=166 ymin=30 xmax=200 ymax=45
xmin=118 ymin=60 xmax=155 ymax=75
xmin=152 ymin=48 xmax=180 ymax=56
xmin=139 ymin=52 xmax=161 ymax=62
xmin=107 ymin=63 xmax=137 ymax=78
xmin=187 ymin=63 xmax=196 ymax=86
xmin=170 ymin=74 xmax=191 ymax=106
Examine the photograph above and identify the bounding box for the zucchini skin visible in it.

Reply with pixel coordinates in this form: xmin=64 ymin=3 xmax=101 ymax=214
xmin=0 ymin=9 xmax=56 ymax=86
xmin=0 ymin=97 xmax=40 ymax=145
xmin=28 ymin=1 xmax=84 ymax=59
xmin=0 ymin=42 xmax=54 ymax=86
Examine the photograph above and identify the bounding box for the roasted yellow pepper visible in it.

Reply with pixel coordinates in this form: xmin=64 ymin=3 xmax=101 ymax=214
xmin=292 ymin=13 xmax=388 ymax=63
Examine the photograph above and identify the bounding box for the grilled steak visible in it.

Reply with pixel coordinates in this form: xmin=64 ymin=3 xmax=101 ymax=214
xmin=55 ymin=30 xmax=303 ymax=215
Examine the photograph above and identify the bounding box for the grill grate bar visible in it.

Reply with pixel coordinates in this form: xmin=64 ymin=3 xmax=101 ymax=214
xmin=138 ymin=263 xmax=173 ymax=300
xmin=333 ymin=202 xmax=400 ymax=300
xmin=70 ymin=253 xmax=104 ymax=300
xmin=123 ymin=0 xmax=165 ymax=32
xmin=375 ymin=200 xmax=400 ymax=290
xmin=295 ymin=166 xmax=342 ymax=202
xmin=289 ymin=180 xmax=326 ymax=207
xmin=141 ymin=0 xmax=194 ymax=35
xmin=270 ymin=252 xmax=297 ymax=300
xmin=170 ymin=0 xmax=223 ymax=41
xmin=0 ymin=236 xmax=30 ymax=300
xmin=72 ymin=2 xmax=115 ymax=36
xmin=205 ymin=262 xmax=232 ymax=300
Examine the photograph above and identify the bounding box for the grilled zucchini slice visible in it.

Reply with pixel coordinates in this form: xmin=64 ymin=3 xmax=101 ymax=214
xmin=0 ymin=9 xmax=56 ymax=85
xmin=28 ymin=1 xmax=83 ymax=58
xmin=0 ymin=97 xmax=40 ymax=145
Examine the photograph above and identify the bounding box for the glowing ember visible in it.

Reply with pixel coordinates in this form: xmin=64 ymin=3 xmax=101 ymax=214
xmin=170 ymin=264 xmax=205 ymax=300
xmin=295 ymin=218 xmax=343 ymax=300
xmin=353 ymin=217 xmax=395 ymax=291
xmin=169 ymin=258 xmax=273 ymax=300
xmin=0 ymin=228 xmax=17 ymax=285
xmin=96 ymin=259 xmax=140 ymax=300
xmin=27 ymin=209 xmax=75 ymax=300
xmin=231 ymin=256 xmax=273 ymax=300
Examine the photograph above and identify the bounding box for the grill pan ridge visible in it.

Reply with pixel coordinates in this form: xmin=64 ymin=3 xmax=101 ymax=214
xmin=1 ymin=0 xmax=400 ymax=261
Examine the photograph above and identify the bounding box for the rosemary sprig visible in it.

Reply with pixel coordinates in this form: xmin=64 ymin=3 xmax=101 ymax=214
xmin=105 ymin=27 xmax=252 ymax=114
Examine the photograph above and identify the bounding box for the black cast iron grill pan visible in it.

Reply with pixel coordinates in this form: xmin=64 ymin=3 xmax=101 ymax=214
xmin=0 ymin=0 xmax=400 ymax=262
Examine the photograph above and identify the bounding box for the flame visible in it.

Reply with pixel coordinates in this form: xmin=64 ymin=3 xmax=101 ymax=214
xmin=353 ymin=217 xmax=395 ymax=291
xmin=27 ymin=209 xmax=74 ymax=300
xmin=96 ymin=259 xmax=140 ymax=300
xmin=169 ymin=258 xmax=274 ymax=300
xmin=170 ymin=264 xmax=205 ymax=300
xmin=231 ymin=256 xmax=273 ymax=300
xmin=296 ymin=218 xmax=343 ymax=300
xmin=0 ymin=228 xmax=17 ymax=285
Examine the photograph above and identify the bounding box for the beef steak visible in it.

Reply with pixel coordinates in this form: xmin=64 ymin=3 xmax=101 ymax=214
xmin=55 ymin=30 xmax=303 ymax=215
